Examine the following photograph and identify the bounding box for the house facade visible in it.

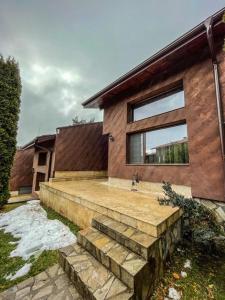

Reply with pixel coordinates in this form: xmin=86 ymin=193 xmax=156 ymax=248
xmin=10 ymin=122 xmax=108 ymax=195
xmin=9 ymin=148 xmax=34 ymax=195
xmin=83 ymin=9 xmax=225 ymax=202
xmin=22 ymin=134 xmax=56 ymax=194
xmin=37 ymin=10 xmax=225 ymax=299
xmin=53 ymin=122 xmax=108 ymax=180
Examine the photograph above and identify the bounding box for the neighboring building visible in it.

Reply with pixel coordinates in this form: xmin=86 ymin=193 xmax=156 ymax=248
xmin=10 ymin=122 xmax=108 ymax=195
xmin=9 ymin=148 xmax=34 ymax=195
xmin=53 ymin=122 xmax=108 ymax=180
xmin=145 ymin=138 xmax=188 ymax=164
xmin=22 ymin=134 xmax=56 ymax=194
xmin=82 ymin=9 xmax=225 ymax=202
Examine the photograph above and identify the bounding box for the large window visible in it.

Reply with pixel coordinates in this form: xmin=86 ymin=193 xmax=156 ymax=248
xmin=128 ymin=124 xmax=189 ymax=164
xmin=132 ymin=89 xmax=185 ymax=122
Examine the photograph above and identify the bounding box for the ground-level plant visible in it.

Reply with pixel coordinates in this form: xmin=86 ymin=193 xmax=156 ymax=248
xmin=158 ymin=181 xmax=225 ymax=254
xmin=152 ymin=244 xmax=225 ymax=300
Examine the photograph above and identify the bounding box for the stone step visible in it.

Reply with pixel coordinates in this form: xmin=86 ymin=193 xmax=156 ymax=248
xmin=78 ymin=227 xmax=155 ymax=298
xmin=59 ymin=243 xmax=134 ymax=300
xmin=92 ymin=215 xmax=159 ymax=260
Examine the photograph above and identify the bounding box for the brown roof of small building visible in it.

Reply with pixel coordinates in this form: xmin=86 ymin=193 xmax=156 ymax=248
xmin=82 ymin=8 xmax=225 ymax=109
xmin=22 ymin=134 xmax=56 ymax=150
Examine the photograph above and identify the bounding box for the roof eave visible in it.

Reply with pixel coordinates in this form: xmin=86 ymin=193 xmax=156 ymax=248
xmin=82 ymin=7 xmax=224 ymax=109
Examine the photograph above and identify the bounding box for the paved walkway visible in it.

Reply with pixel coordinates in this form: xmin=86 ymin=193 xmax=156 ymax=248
xmin=8 ymin=194 xmax=35 ymax=204
xmin=0 ymin=264 xmax=82 ymax=300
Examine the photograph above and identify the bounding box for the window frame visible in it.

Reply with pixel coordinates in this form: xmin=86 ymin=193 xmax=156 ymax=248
xmin=126 ymin=123 xmax=189 ymax=166
xmin=128 ymin=86 xmax=185 ymax=123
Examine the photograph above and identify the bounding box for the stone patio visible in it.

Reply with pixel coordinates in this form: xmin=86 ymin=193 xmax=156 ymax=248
xmin=38 ymin=179 xmax=183 ymax=299
xmin=0 ymin=264 xmax=82 ymax=300
xmin=40 ymin=179 xmax=182 ymax=236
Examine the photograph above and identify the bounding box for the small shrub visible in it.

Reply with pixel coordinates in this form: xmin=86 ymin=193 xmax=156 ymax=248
xmin=158 ymin=181 xmax=225 ymax=254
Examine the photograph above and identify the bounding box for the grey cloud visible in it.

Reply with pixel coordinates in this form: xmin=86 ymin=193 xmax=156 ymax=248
xmin=0 ymin=0 xmax=224 ymax=145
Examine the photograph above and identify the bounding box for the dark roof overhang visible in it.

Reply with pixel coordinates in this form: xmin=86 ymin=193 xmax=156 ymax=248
xmin=21 ymin=134 xmax=56 ymax=150
xmin=82 ymin=7 xmax=225 ymax=109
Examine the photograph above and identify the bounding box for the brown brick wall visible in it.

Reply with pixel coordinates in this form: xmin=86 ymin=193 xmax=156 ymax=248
xmin=218 ymin=49 xmax=225 ymax=118
xmin=103 ymin=48 xmax=225 ymax=201
xmin=9 ymin=148 xmax=34 ymax=191
xmin=54 ymin=122 xmax=108 ymax=172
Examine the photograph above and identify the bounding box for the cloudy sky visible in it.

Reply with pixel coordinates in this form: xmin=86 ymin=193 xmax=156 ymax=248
xmin=1 ymin=1 xmax=224 ymax=146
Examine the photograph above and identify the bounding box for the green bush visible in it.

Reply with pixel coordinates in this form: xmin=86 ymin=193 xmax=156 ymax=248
xmin=158 ymin=182 xmax=225 ymax=254
xmin=0 ymin=56 xmax=21 ymax=207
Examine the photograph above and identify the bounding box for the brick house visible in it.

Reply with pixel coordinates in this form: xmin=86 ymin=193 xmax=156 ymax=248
xmin=9 ymin=148 xmax=34 ymax=195
xmin=21 ymin=134 xmax=56 ymax=194
xmin=10 ymin=122 xmax=108 ymax=195
xmin=52 ymin=122 xmax=108 ymax=181
xmin=82 ymin=8 xmax=225 ymax=202
xmin=38 ymin=10 xmax=225 ymax=298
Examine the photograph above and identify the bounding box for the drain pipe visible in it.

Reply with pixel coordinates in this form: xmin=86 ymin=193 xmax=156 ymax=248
xmin=204 ymin=17 xmax=225 ymax=159
xmin=204 ymin=17 xmax=225 ymax=199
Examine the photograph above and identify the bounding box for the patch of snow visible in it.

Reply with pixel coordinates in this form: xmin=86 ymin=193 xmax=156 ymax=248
xmin=168 ymin=287 xmax=181 ymax=300
xmin=6 ymin=263 xmax=32 ymax=280
xmin=184 ymin=259 xmax=191 ymax=269
xmin=181 ymin=271 xmax=187 ymax=278
xmin=0 ymin=200 xmax=76 ymax=259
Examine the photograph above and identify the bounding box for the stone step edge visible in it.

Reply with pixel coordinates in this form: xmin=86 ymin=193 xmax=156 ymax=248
xmin=59 ymin=245 xmax=134 ymax=300
xmin=92 ymin=215 xmax=159 ymax=260
xmin=78 ymin=228 xmax=147 ymax=290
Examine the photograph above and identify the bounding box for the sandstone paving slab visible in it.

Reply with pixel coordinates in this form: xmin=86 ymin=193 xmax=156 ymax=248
xmin=8 ymin=194 xmax=34 ymax=204
xmin=0 ymin=264 xmax=82 ymax=300
xmin=59 ymin=244 xmax=133 ymax=299
xmin=44 ymin=179 xmax=181 ymax=237
xmin=92 ymin=215 xmax=158 ymax=259
xmin=78 ymin=227 xmax=147 ymax=289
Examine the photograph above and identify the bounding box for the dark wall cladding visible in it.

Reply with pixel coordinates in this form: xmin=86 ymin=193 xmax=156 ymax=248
xmin=9 ymin=148 xmax=34 ymax=191
xmin=54 ymin=122 xmax=108 ymax=171
xmin=103 ymin=47 xmax=225 ymax=202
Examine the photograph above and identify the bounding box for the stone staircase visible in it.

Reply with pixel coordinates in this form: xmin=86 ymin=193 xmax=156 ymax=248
xmin=59 ymin=214 xmax=182 ymax=299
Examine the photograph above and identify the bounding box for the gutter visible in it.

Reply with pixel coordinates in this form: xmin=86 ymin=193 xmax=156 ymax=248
xmin=204 ymin=17 xmax=225 ymax=160
xmin=204 ymin=16 xmax=225 ymax=199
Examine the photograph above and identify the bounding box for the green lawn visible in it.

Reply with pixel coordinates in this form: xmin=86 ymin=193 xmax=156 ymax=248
xmin=1 ymin=203 xmax=225 ymax=298
xmin=43 ymin=204 xmax=79 ymax=235
xmin=0 ymin=202 xmax=79 ymax=292
xmin=152 ymin=244 xmax=225 ymax=300
xmin=0 ymin=202 xmax=25 ymax=213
